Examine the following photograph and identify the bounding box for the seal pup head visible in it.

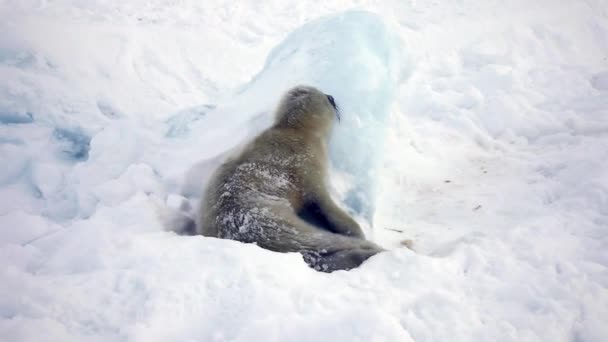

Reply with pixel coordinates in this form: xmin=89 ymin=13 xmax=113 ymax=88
xmin=274 ymin=85 xmax=339 ymax=137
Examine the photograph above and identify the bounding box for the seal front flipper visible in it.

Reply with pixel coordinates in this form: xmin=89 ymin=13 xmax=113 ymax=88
xmin=300 ymin=190 xmax=366 ymax=239
xmin=297 ymin=201 xmax=333 ymax=232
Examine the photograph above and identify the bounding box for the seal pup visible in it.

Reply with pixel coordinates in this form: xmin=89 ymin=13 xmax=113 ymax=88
xmin=199 ymin=85 xmax=383 ymax=272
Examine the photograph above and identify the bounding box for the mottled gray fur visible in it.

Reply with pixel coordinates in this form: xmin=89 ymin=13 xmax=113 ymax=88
xmin=199 ymin=86 xmax=383 ymax=272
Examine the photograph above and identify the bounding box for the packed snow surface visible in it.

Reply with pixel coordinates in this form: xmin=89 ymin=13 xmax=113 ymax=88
xmin=1 ymin=0 xmax=608 ymax=341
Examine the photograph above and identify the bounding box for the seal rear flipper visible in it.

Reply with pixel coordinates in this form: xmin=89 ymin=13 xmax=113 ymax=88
xmin=302 ymin=248 xmax=380 ymax=272
xmin=262 ymin=216 xmax=383 ymax=272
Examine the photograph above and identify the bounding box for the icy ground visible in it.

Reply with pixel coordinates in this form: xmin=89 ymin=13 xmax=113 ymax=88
xmin=1 ymin=0 xmax=608 ymax=341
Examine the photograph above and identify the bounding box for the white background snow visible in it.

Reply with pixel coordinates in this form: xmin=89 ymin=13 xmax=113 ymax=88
xmin=1 ymin=0 xmax=608 ymax=341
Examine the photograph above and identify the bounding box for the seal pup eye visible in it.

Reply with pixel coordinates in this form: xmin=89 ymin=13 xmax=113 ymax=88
xmin=326 ymin=95 xmax=336 ymax=109
xmin=325 ymin=94 xmax=340 ymax=122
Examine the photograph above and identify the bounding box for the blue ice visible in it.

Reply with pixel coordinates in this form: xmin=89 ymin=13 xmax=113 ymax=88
xmin=53 ymin=127 xmax=91 ymax=161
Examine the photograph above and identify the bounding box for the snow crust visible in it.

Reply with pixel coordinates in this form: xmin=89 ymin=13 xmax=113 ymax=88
xmin=1 ymin=0 xmax=607 ymax=341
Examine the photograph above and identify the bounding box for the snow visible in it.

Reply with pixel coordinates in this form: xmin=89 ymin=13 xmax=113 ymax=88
xmin=1 ymin=0 xmax=608 ymax=341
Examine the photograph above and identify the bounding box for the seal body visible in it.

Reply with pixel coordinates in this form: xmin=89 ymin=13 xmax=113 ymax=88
xmin=199 ymin=86 xmax=383 ymax=272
